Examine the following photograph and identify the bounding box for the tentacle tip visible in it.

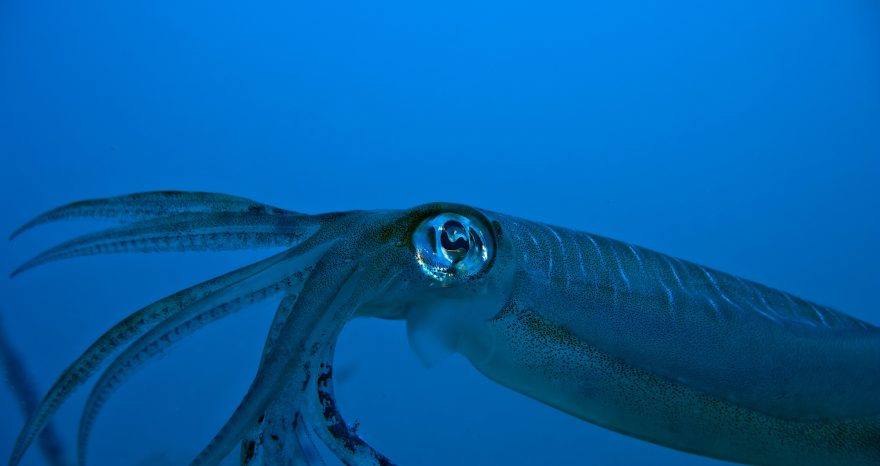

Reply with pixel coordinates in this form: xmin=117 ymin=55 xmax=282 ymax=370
xmin=8 ymin=451 xmax=23 ymax=466
xmin=9 ymin=264 xmax=30 ymax=279
xmin=10 ymin=257 xmax=46 ymax=278
xmin=9 ymin=221 xmax=37 ymax=241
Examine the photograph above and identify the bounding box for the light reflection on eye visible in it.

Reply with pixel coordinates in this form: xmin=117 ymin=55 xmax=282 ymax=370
xmin=413 ymin=213 xmax=491 ymax=283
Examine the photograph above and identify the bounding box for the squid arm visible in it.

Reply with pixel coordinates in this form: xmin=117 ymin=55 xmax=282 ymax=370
xmin=75 ymin=241 xmax=331 ymax=465
xmin=10 ymin=191 xmax=299 ymax=240
xmin=8 ymin=205 xmax=328 ymax=466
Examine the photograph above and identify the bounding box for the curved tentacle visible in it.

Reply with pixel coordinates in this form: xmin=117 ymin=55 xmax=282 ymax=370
xmin=299 ymin=268 xmax=406 ymax=466
xmin=8 ymin=241 xmax=320 ymax=466
xmin=305 ymin=343 xmax=394 ymax=466
xmin=293 ymin=416 xmax=326 ymax=466
xmin=239 ymin=267 xmax=401 ymax=466
xmin=190 ymin=340 xmax=305 ymax=466
xmin=76 ymin=243 xmax=332 ymax=466
xmin=243 ymin=411 xmax=325 ymax=466
xmin=242 ymin=294 xmax=326 ymax=466
xmin=10 ymin=191 xmax=298 ymax=240
xmin=190 ymin=255 xmax=363 ymax=466
xmin=12 ymin=211 xmax=320 ymax=277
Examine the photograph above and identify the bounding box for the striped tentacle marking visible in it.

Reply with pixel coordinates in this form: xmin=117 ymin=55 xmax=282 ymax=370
xmin=8 ymin=239 xmax=325 ymax=466
xmin=75 ymin=242 xmax=332 ymax=466
xmin=11 ymin=211 xmax=320 ymax=277
xmin=10 ymin=191 xmax=299 ymax=240
xmin=189 ymin=257 xmax=362 ymax=466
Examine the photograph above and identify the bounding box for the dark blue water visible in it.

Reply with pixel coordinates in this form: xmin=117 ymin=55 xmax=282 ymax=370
xmin=1 ymin=1 xmax=878 ymax=465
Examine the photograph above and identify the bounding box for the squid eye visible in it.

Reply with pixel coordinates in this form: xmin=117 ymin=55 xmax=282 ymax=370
xmin=413 ymin=213 xmax=492 ymax=283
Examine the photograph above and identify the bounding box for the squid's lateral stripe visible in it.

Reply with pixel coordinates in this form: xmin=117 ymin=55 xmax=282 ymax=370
xmin=6 ymin=245 xmax=307 ymax=466
xmin=11 ymin=211 xmax=320 ymax=277
xmin=77 ymin=260 xmax=312 ymax=466
xmin=10 ymin=191 xmax=298 ymax=241
xmin=191 ymin=257 xmax=361 ymax=466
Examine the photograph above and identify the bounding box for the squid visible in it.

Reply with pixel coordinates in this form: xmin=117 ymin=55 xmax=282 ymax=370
xmin=7 ymin=191 xmax=880 ymax=466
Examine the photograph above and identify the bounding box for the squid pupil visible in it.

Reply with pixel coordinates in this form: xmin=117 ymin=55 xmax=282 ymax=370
xmin=441 ymin=231 xmax=469 ymax=252
xmin=440 ymin=221 xmax=470 ymax=255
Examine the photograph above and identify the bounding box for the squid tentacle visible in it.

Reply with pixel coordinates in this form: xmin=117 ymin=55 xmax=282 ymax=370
xmin=259 ymin=291 xmax=299 ymax=370
xmin=192 ymin=329 xmax=310 ymax=466
xmin=293 ymin=413 xmax=327 ymax=466
xmin=242 ymin=294 xmax=326 ymax=466
xmin=191 ymin=256 xmax=362 ymax=466
xmin=299 ymin=267 xmax=403 ymax=466
xmin=244 ymin=411 xmax=325 ymax=466
xmin=11 ymin=211 xmax=320 ymax=277
xmin=299 ymin=269 xmax=406 ymax=466
xmin=76 ymin=243 xmax=333 ymax=466
xmin=7 ymin=242 xmax=318 ymax=466
xmin=306 ymin=344 xmax=394 ymax=466
xmin=10 ymin=191 xmax=298 ymax=240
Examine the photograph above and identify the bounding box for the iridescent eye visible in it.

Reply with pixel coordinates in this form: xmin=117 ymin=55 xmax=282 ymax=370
xmin=413 ymin=213 xmax=491 ymax=283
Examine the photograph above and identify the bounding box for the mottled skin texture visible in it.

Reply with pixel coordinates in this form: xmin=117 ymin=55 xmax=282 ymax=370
xmin=463 ymin=214 xmax=880 ymax=465
xmin=8 ymin=192 xmax=879 ymax=466
xmin=475 ymin=285 xmax=880 ymax=466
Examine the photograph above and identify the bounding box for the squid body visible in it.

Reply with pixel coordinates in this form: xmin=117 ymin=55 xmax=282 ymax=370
xmin=6 ymin=191 xmax=880 ymax=466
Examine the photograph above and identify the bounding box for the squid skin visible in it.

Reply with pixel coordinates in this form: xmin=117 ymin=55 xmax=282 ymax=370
xmin=7 ymin=192 xmax=880 ymax=466
xmin=330 ymin=206 xmax=879 ymax=466
xmin=75 ymin=241 xmax=330 ymax=466
xmin=11 ymin=211 xmax=320 ymax=277
xmin=9 ymin=191 xmax=299 ymax=240
xmin=418 ymin=212 xmax=880 ymax=466
xmin=7 ymin=209 xmax=326 ymax=466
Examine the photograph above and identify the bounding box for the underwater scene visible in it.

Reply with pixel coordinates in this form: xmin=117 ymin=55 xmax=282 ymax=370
xmin=1 ymin=0 xmax=879 ymax=465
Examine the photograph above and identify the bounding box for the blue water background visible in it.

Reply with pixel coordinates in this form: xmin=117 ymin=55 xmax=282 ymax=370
xmin=1 ymin=0 xmax=879 ymax=464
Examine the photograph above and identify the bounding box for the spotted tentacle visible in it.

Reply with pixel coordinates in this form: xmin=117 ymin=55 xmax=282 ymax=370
xmin=11 ymin=211 xmax=320 ymax=277
xmin=8 ymin=236 xmax=326 ymax=466
xmin=303 ymin=342 xmax=393 ymax=466
xmin=242 ymin=294 xmax=326 ymax=466
xmin=191 ymin=254 xmax=363 ymax=466
xmin=299 ymin=270 xmax=404 ymax=466
xmin=75 ymin=243 xmax=331 ymax=466
xmin=10 ymin=191 xmax=298 ymax=240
